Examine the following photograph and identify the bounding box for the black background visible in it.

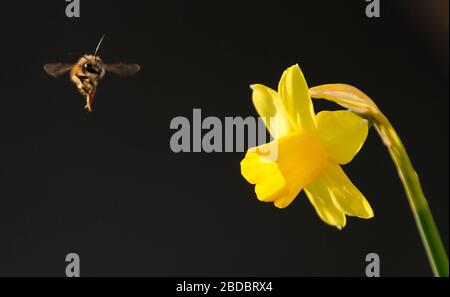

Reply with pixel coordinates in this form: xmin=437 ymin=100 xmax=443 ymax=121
xmin=0 ymin=0 xmax=448 ymax=276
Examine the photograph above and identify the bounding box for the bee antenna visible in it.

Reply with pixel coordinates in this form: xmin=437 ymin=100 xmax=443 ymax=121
xmin=94 ymin=34 xmax=106 ymax=56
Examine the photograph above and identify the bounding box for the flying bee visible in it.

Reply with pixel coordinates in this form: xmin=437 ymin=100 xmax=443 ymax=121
xmin=44 ymin=35 xmax=140 ymax=112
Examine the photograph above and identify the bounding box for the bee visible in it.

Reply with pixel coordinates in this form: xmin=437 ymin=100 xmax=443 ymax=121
xmin=44 ymin=35 xmax=140 ymax=112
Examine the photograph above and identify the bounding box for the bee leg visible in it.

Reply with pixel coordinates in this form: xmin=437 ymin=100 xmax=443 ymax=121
xmin=84 ymin=94 xmax=93 ymax=112
xmin=84 ymin=88 xmax=97 ymax=112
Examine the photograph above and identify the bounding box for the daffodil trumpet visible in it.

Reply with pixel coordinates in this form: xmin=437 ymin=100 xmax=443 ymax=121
xmin=309 ymin=84 xmax=449 ymax=277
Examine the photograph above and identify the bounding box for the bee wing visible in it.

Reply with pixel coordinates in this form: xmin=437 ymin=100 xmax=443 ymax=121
xmin=104 ymin=63 xmax=141 ymax=76
xmin=43 ymin=63 xmax=72 ymax=78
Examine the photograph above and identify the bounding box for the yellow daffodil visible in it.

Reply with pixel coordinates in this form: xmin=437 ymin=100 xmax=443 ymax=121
xmin=240 ymin=64 xmax=373 ymax=229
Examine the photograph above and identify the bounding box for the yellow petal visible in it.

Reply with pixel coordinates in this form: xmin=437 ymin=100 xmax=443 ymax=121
xmin=273 ymin=186 xmax=301 ymax=209
xmin=316 ymin=110 xmax=368 ymax=165
xmin=240 ymin=151 xmax=278 ymax=184
xmin=241 ymin=150 xmax=286 ymax=202
xmin=251 ymin=84 xmax=295 ymax=139
xmin=322 ymin=164 xmax=374 ymax=219
xmin=278 ymin=64 xmax=316 ymax=131
xmin=304 ymin=176 xmax=346 ymax=229
xmin=241 ymin=132 xmax=328 ymax=207
xmin=255 ymin=173 xmax=287 ymax=203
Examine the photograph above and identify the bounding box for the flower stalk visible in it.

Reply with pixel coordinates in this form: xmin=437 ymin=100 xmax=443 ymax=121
xmin=310 ymin=84 xmax=449 ymax=277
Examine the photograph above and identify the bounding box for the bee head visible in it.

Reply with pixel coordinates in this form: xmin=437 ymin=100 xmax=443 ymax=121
xmin=81 ymin=55 xmax=104 ymax=77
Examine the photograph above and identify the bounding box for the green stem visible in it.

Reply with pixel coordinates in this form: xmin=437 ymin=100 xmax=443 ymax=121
xmin=374 ymin=113 xmax=449 ymax=277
